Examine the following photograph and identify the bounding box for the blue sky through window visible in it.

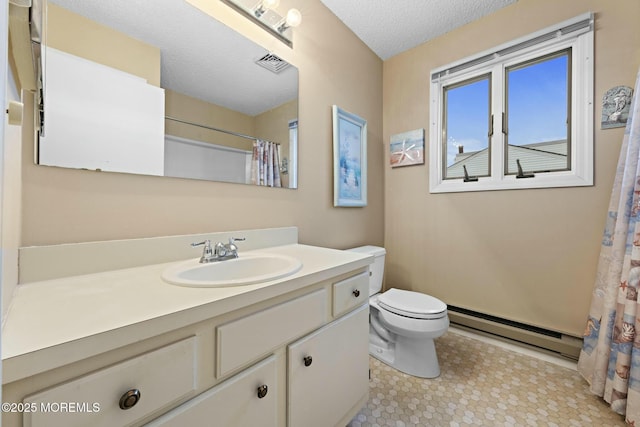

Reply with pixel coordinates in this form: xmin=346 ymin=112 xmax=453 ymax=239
xmin=445 ymin=77 xmax=490 ymax=168
xmin=507 ymin=54 xmax=568 ymax=147
xmin=445 ymin=54 xmax=568 ymax=167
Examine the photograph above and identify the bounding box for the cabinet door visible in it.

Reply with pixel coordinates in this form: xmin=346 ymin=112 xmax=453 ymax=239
xmin=147 ymin=355 xmax=278 ymax=427
xmin=287 ymin=304 xmax=369 ymax=427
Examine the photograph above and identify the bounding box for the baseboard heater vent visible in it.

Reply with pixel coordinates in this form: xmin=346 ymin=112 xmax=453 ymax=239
xmin=447 ymin=305 xmax=582 ymax=360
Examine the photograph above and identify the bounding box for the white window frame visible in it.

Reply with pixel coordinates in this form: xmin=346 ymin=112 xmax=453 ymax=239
xmin=289 ymin=119 xmax=298 ymax=188
xmin=429 ymin=13 xmax=594 ymax=193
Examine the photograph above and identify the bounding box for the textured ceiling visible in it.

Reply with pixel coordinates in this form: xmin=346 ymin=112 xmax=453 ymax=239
xmin=320 ymin=0 xmax=518 ymax=60
xmin=47 ymin=0 xmax=518 ymax=115
xmin=48 ymin=0 xmax=298 ymax=116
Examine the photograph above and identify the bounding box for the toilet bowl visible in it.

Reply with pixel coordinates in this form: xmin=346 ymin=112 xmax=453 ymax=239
xmin=347 ymin=246 xmax=449 ymax=378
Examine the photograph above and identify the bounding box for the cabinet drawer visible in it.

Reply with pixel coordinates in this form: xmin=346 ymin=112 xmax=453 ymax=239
xmin=333 ymin=271 xmax=369 ymax=317
xmin=23 ymin=337 xmax=197 ymax=427
xmin=147 ymin=355 xmax=278 ymax=427
xmin=217 ymin=289 xmax=326 ymax=377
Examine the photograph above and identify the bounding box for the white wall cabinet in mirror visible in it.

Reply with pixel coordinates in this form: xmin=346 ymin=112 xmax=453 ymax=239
xmin=36 ymin=0 xmax=299 ymax=188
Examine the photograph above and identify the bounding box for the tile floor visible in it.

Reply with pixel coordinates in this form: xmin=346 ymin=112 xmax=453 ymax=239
xmin=349 ymin=328 xmax=626 ymax=426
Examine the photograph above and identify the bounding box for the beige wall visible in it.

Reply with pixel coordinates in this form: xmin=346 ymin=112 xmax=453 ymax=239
xmin=19 ymin=0 xmax=384 ymax=252
xmin=46 ymin=3 xmax=161 ymax=86
xmin=383 ymin=0 xmax=640 ymax=337
xmin=2 ymin=66 xmax=22 ymax=320
xmin=164 ymin=89 xmax=255 ymax=151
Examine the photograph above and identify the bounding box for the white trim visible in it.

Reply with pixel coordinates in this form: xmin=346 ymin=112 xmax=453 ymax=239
xmin=0 ymin=0 xmax=10 ymax=399
xmin=288 ymin=119 xmax=298 ymax=188
xmin=429 ymin=13 xmax=594 ymax=193
xmin=431 ymin=12 xmax=593 ymax=82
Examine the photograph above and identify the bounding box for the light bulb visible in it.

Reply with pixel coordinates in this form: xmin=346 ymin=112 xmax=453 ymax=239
xmin=285 ymin=8 xmax=302 ymax=28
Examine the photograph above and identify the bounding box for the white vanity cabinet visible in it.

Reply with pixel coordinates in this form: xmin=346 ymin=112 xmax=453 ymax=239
xmin=151 ymin=275 xmax=369 ymax=427
xmin=3 ymin=266 xmax=371 ymax=427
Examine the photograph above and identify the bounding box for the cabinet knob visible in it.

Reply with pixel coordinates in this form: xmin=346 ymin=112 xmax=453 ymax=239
xmin=119 ymin=389 xmax=141 ymax=410
xmin=303 ymin=356 xmax=313 ymax=367
xmin=353 ymin=289 xmax=360 ymax=298
xmin=257 ymin=384 xmax=268 ymax=399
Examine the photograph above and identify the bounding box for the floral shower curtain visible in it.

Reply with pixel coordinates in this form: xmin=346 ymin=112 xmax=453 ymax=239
xmin=578 ymin=67 xmax=640 ymax=422
xmin=250 ymin=139 xmax=282 ymax=187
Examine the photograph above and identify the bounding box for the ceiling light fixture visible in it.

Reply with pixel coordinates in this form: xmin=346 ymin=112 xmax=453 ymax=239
xmin=253 ymin=0 xmax=279 ymax=18
xmin=220 ymin=0 xmax=301 ymax=47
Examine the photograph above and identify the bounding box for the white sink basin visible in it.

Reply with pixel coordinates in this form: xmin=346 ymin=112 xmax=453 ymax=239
xmin=161 ymin=253 xmax=303 ymax=287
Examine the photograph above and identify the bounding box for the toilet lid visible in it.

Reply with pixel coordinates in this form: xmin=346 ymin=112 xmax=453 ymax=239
xmin=378 ymin=288 xmax=447 ymax=320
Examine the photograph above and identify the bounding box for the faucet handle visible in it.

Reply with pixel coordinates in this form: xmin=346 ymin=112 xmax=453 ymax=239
xmin=227 ymin=237 xmax=245 ymax=257
xmin=228 ymin=237 xmax=246 ymax=245
xmin=191 ymin=240 xmax=211 ymax=249
xmin=192 ymin=240 xmax=214 ymax=263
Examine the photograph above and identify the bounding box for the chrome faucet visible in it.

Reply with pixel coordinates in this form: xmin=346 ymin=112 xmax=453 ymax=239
xmin=191 ymin=237 xmax=245 ymax=263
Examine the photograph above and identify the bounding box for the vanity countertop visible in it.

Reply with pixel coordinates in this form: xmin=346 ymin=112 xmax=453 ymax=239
xmin=2 ymin=243 xmax=372 ymax=383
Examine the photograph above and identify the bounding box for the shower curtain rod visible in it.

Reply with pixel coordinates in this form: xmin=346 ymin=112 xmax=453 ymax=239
xmin=165 ymin=116 xmax=279 ymax=145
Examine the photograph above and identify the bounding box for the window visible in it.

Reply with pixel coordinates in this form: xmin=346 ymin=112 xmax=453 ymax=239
xmin=444 ymin=74 xmax=491 ymax=179
xmin=429 ymin=13 xmax=593 ymax=193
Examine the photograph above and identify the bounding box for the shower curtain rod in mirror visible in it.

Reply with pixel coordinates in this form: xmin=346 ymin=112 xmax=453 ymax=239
xmin=165 ymin=116 xmax=280 ymax=145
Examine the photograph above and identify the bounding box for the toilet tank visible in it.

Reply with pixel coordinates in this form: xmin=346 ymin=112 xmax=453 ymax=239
xmin=346 ymin=246 xmax=386 ymax=296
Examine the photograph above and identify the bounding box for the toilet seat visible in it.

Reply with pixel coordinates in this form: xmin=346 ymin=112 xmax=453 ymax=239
xmin=378 ymin=288 xmax=447 ymax=320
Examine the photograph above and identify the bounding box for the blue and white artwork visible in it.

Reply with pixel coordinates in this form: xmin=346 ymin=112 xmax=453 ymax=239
xmin=333 ymin=105 xmax=367 ymax=207
xmin=338 ymin=118 xmax=363 ymax=200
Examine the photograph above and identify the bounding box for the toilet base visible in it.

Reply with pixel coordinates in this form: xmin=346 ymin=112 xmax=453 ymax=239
xmin=395 ymin=335 xmax=441 ymax=378
xmin=369 ymin=340 xmax=395 ymax=366
xmin=369 ymin=334 xmax=442 ymax=379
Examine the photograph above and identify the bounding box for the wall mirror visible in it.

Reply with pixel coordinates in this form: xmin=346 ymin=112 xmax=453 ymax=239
xmin=36 ymin=0 xmax=299 ymax=188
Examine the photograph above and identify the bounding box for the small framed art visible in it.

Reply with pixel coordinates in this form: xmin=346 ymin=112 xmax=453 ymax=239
xmin=390 ymin=129 xmax=424 ymax=167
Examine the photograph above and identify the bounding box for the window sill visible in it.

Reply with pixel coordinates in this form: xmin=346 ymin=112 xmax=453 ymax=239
xmin=429 ymin=172 xmax=593 ymax=193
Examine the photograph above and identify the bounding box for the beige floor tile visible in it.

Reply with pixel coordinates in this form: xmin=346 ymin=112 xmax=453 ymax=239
xmin=350 ymin=331 xmax=626 ymax=427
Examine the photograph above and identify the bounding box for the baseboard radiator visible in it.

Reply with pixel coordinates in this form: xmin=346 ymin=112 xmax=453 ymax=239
xmin=447 ymin=306 xmax=583 ymax=360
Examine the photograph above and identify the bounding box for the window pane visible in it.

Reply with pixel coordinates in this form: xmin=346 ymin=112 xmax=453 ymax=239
xmin=505 ymin=50 xmax=570 ymax=175
xmin=443 ymin=75 xmax=491 ymax=180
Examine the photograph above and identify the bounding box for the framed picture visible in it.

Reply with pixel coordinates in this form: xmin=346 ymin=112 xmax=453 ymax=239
xmin=390 ymin=129 xmax=425 ymax=167
xmin=332 ymin=105 xmax=367 ymax=207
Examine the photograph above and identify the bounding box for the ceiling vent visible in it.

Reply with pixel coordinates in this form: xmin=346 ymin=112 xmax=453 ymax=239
xmin=255 ymin=53 xmax=291 ymax=74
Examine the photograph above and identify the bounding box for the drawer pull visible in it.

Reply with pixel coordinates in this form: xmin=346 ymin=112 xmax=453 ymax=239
xmin=352 ymin=289 xmax=361 ymax=298
xmin=303 ymin=356 xmax=313 ymax=367
xmin=119 ymin=389 xmax=141 ymax=410
xmin=257 ymin=384 xmax=268 ymax=399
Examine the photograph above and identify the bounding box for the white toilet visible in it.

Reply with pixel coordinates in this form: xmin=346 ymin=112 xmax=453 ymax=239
xmin=348 ymin=246 xmax=449 ymax=378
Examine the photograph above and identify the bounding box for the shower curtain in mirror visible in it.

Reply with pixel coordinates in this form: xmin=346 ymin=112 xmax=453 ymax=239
xmin=578 ymin=67 xmax=640 ymax=423
xmin=251 ymin=139 xmax=282 ymax=187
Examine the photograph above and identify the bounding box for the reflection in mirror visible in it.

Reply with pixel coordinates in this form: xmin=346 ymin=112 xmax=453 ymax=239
xmin=37 ymin=0 xmax=299 ymax=188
